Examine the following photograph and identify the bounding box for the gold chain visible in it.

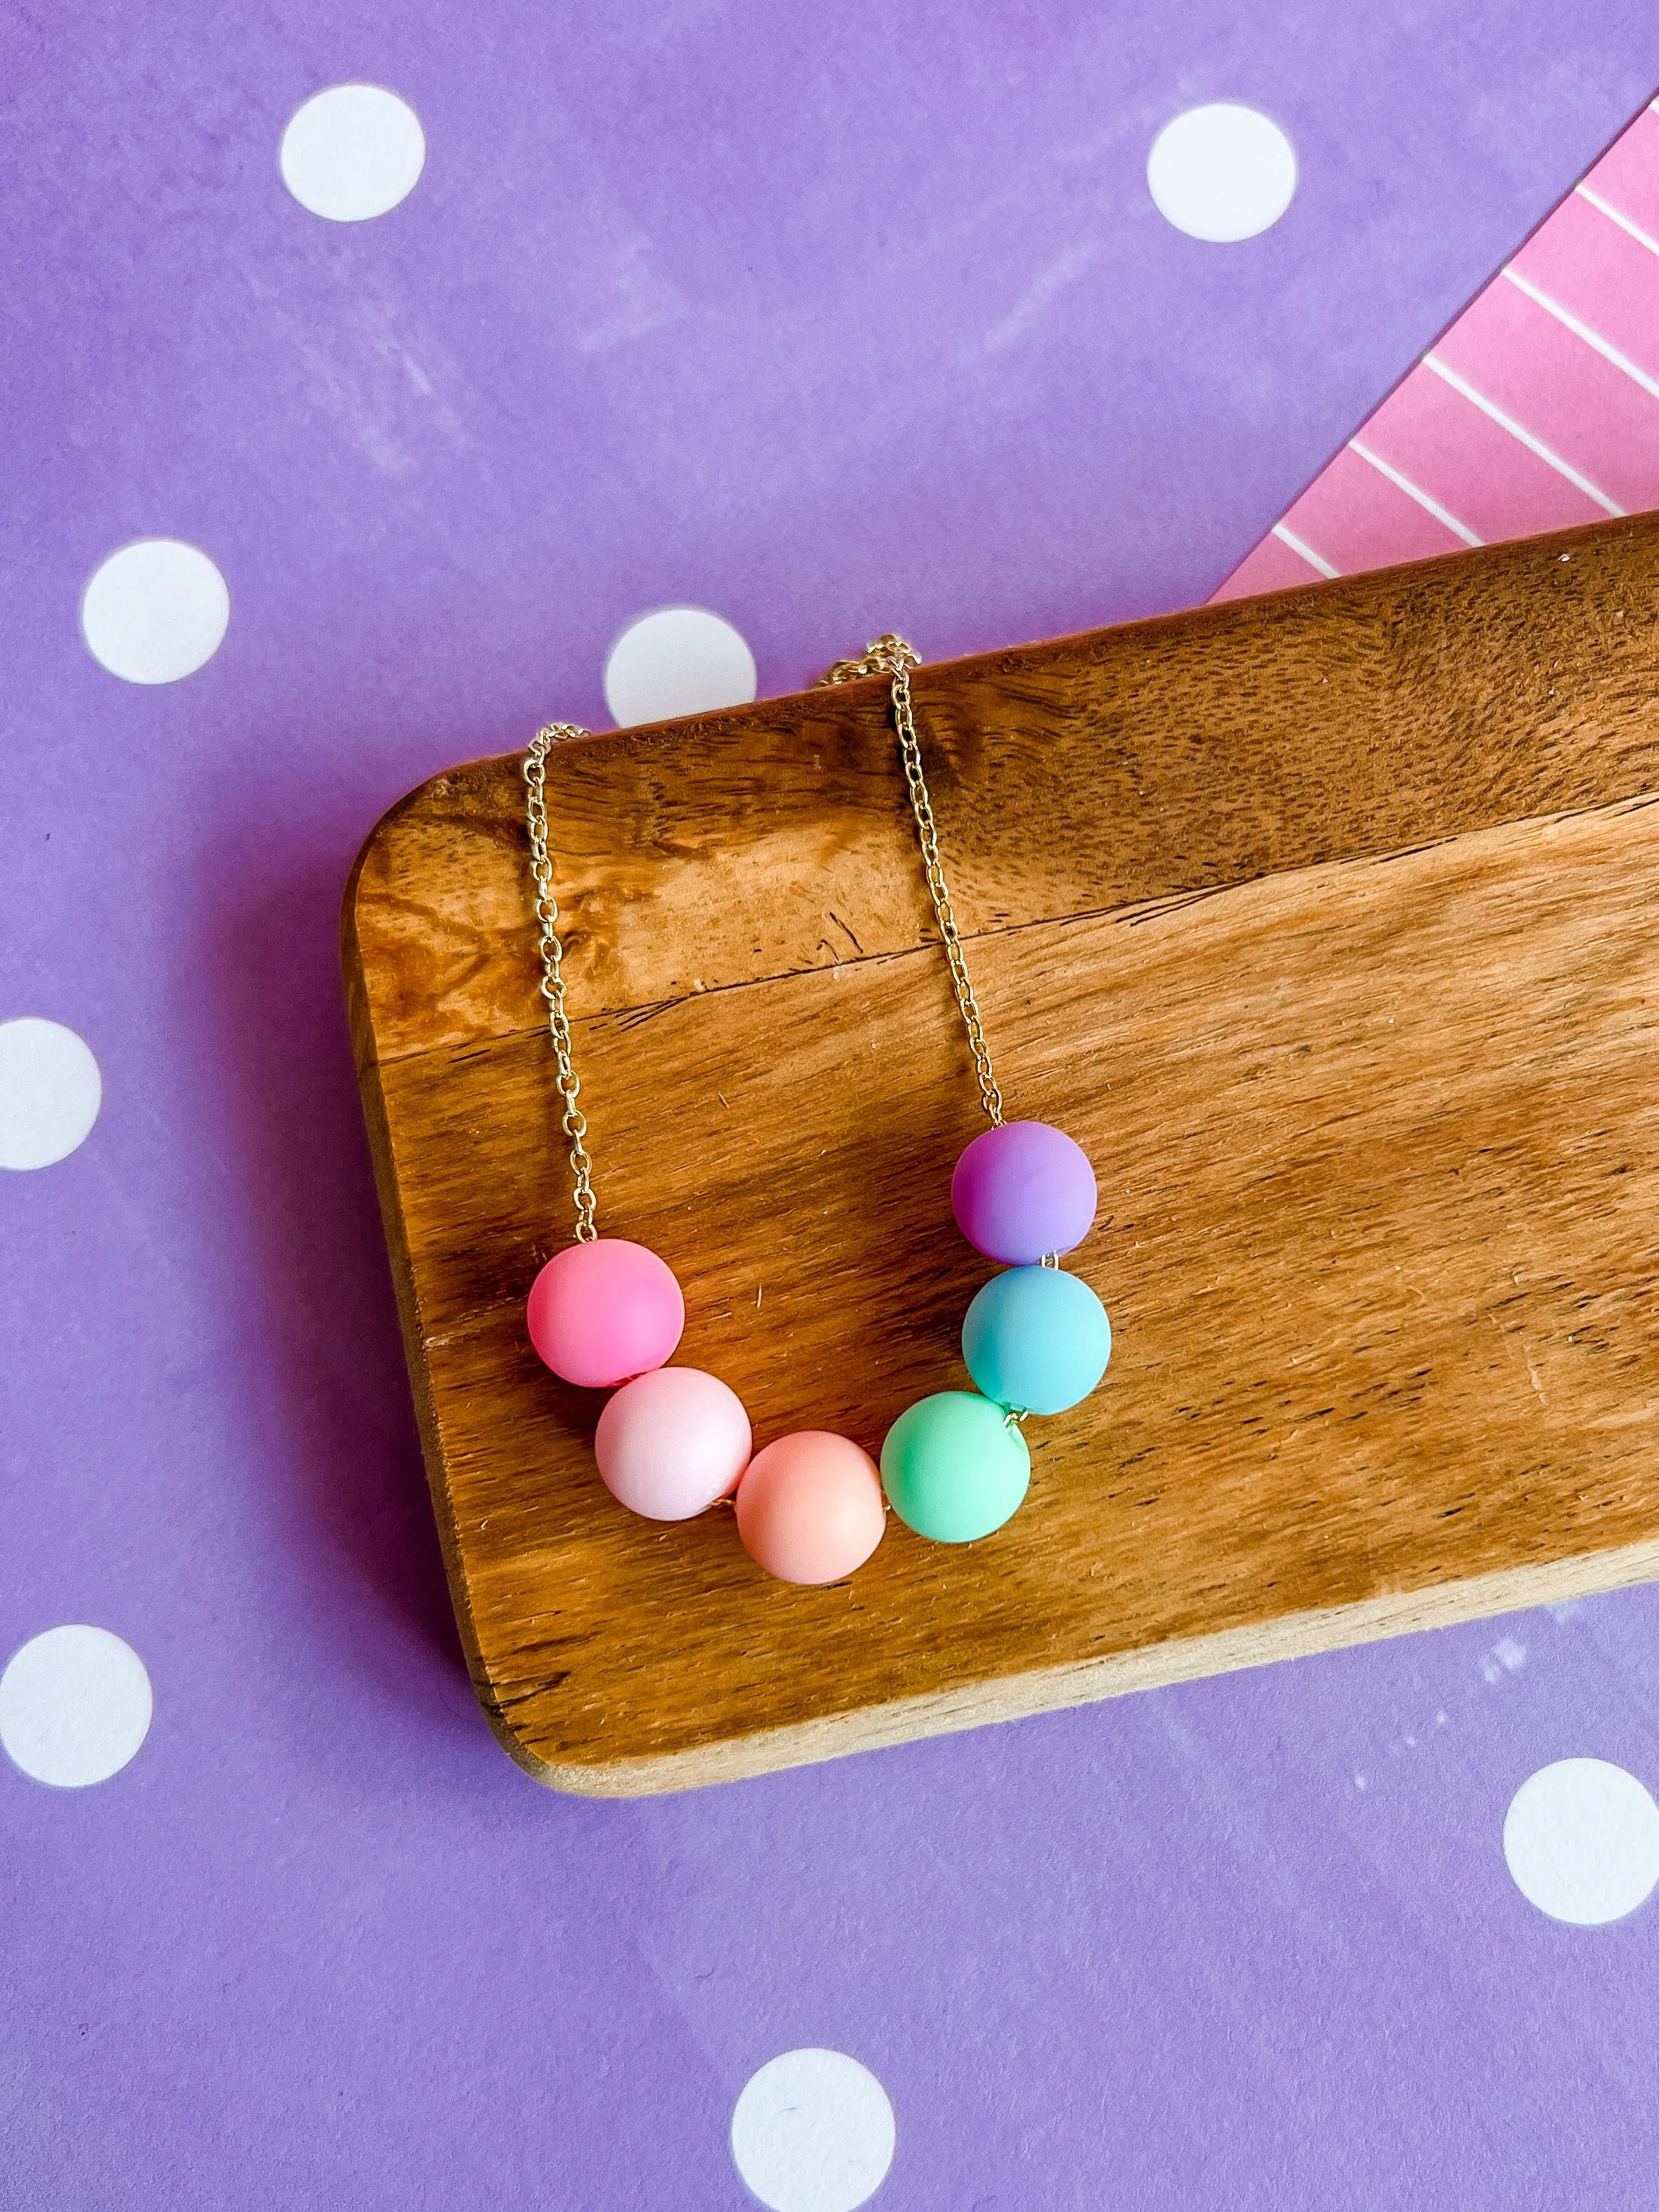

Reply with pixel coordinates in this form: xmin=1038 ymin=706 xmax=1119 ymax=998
xmin=525 ymin=633 xmax=1004 ymax=1239
xmin=818 ymin=635 xmax=1005 ymax=1126
xmin=523 ymin=723 xmax=599 ymax=1240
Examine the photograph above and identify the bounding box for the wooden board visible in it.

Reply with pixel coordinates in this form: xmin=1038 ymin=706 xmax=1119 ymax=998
xmin=343 ymin=514 xmax=1659 ymax=1795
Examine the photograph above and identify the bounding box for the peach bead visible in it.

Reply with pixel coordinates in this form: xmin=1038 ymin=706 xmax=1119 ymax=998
xmin=526 ymin=1238 xmax=684 ymax=1388
xmin=594 ymin=1367 xmax=751 ymax=1520
xmin=735 ymin=1431 xmax=886 ymax=1586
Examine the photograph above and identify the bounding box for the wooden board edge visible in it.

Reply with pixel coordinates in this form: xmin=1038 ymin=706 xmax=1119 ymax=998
xmin=341 ymin=876 xmax=550 ymax=1782
xmin=339 ymin=514 xmax=1649 ymax=936
xmin=517 ymin=1537 xmax=1659 ymax=1797
xmin=330 ymin=544 xmax=1361 ymax=927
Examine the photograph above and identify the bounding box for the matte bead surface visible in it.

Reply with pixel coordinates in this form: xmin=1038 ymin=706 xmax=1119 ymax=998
xmin=735 ymin=1430 xmax=886 ymax=1585
xmin=879 ymin=1390 xmax=1030 ymax=1544
xmin=594 ymin=1366 xmax=750 ymax=1519
xmin=951 ymin=1120 xmax=1097 ymax=1264
xmin=962 ymin=1265 xmax=1112 ymax=1416
xmin=526 ymin=1237 xmax=684 ymax=1388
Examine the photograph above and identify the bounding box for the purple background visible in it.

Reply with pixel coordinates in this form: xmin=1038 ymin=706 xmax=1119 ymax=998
xmin=6 ymin=4 xmax=1659 ymax=2204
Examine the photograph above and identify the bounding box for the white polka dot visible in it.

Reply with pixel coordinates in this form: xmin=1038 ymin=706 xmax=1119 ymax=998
xmin=0 ymin=1627 xmax=153 ymax=1787
xmin=1504 ymin=1757 xmax=1659 ymax=1924
xmin=1147 ymin=103 xmax=1297 ymax=243
xmin=80 ymin=539 xmax=229 ymax=685
xmin=604 ymin=607 xmax=757 ymax=727
xmin=280 ymin=84 xmax=426 ymax=222
xmin=0 ymin=1018 xmax=101 ymax=1170
xmin=731 ymin=2049 xmax=895 ymax=2212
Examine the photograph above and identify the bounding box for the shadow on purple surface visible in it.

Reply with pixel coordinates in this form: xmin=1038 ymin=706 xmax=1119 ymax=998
xmin=205 ymin=827 xmax=469 ymax=1697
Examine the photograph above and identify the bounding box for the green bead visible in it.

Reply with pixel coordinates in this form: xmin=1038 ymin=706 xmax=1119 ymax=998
xmin=879 ymin=1390 xmax=1031 ymax=1544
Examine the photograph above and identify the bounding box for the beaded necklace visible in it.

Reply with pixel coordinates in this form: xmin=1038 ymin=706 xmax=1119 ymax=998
xmin=523 ymin=636 xmax=1111 ymax=1584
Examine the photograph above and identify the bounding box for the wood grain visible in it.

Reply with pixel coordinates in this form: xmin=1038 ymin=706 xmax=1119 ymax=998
xmin=344 ymin=515 xmax=1659 ymax=1793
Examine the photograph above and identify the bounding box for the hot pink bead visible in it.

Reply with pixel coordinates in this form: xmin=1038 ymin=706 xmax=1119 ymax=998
xmin=950 ymin=1119 xmax=1097 ymax=1264
xmin=526 ymin=1238 xmax=684 ymax=1388
xmin=594 ymin=1368 xmax=751 ymax=1520
xmin=735 ymin=1431 xmax=886 ymax=1586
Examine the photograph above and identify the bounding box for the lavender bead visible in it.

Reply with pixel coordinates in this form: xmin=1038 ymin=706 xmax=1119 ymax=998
xmin=951 ymin=1119 xmax=1097 ymax=1263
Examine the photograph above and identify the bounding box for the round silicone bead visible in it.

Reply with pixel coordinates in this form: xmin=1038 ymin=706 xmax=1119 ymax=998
xmin=962 ymin=1265 xmax=1112 ymax=1416
xmin=879 ymin=1391 xmax=1031 ymax=1544
xmin=526 ymin=1238 xmax=684 ymax=1388
xmin=594 ymin=1367 xmax=751 ymax=1519
xmin=735 ymin=1431 xmax=886 ymax=1585
xmin=951 ymin=1119 xmax=1097 ymax=1264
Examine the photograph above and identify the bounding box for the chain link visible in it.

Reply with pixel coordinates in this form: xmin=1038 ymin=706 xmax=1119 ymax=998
xmin=819 ymin=635 xmax=1005 ymax=1126
xmin=525 ymin=633 xmax=1005 ymax=1241
xmin=523 ymin=724 xmax=599 ymax=1240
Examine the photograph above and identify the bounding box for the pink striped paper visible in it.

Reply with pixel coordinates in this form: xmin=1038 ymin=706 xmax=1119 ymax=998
xmin=1214 ymin=99 xmax=1659 ymax=600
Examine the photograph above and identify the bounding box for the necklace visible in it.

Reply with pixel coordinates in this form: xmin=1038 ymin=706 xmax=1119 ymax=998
xmin=522 ymin=635 xmax=1111 ymax=1585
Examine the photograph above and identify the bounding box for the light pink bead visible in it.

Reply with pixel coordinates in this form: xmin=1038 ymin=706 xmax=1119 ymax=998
xmin=594 ymin=1368 xmax=751 ymax=1520
xmin=526 ymin=1238 xmax=684 ymax=1388
xmin=735 ymin=1431 xmax=886 ymax=1586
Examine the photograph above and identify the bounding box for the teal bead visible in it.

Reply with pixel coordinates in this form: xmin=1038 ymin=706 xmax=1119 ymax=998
xmin=879 ymin=1390 xmax=1031 ymax=1543
xmin=962 ymin=1266 xmax=1110 ymax=1416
